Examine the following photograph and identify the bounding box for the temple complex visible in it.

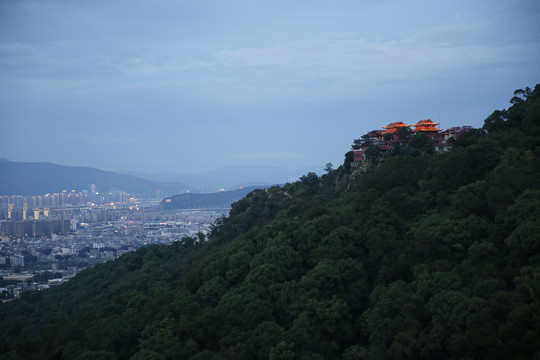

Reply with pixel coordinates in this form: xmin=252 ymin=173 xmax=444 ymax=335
xmin=352 ymin=120 xmax=472 ymax=164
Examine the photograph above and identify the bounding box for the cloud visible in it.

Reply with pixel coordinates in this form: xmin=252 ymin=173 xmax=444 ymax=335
xmin=189 ymin=28 xmax=517 ymax=102
xmin=1 ymin=2 xmax=536 ymax=106
xmin=0 ymin=43 xmax=43 ymax=66
xmin=84 ymin=136 xmax=139 ymax=146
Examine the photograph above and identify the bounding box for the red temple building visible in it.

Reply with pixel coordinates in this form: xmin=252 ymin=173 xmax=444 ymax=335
xmin=435 ymin=126 xmax=473 ymax=151
xmin=411 ymin=119 xmax=442 ymax=136
xmin=411 ymin=119 xmax=444 ymax=149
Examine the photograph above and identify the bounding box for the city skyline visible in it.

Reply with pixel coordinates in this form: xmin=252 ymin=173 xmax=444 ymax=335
xmin=1 ymin=0 xmax=539 ymax=174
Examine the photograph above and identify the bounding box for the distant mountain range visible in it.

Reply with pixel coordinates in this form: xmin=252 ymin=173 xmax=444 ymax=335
xmin=0 ymin=159 xmax=319 ymax=197
xmin=123 ymin=165 xmax=318 ymax=190
xmin=0 ymin=159 xmax=189 ymax=197
xmin=160 ymin=186 xmax=266 ymax=210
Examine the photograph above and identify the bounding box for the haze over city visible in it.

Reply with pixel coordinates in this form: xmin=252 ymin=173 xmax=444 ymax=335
xmin=1 ymin=0 xmax=539 ymax=176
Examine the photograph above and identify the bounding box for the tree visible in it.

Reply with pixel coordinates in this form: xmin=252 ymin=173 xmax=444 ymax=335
xmin=299 ymin=172 xmax=319 ymax=186
xmin=365 ymin=144 xmax=382 ymax=163
xmin=408 ymin=133 xmax=434 ymax=154
xmin=353 ymin=131 xmax=380 ymax=148
xmin=343 ymin=151 xmax=354 ymax=170
xmin=217 ymin=284 xmax=274 ymax=328
xmin=396 ymin=126 xmax=412 ymax=141
xmin=324 ymin=162 xmax=334 ymax=173
xmin=483 ymin=110 xmax=508 ymax=132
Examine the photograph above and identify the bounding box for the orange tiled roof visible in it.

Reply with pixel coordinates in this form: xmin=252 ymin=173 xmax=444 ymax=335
xmin=381 ymin=121 xmax=411 ymax=135
xmin=412 ymin=119 xmax=441 ymax=132
xmin=382 ymin=121 xmax=410 ymax=129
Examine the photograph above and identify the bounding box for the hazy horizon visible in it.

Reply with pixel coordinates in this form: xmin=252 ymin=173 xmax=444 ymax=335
xmin=0 ymin=158 xmax=321 ymax=192
xmin=1 ymin=0 xmax=539 ymax=174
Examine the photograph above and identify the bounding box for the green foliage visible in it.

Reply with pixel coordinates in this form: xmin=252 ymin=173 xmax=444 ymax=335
xmin=408 ymin=132 xmax=435 ymax=154
xmin=0 ymin=85 xmax=539 ymax=359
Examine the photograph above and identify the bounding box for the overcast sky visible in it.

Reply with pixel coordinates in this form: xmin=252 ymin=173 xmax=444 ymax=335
xmin=1 ymin=0 xmax=539 ymax=175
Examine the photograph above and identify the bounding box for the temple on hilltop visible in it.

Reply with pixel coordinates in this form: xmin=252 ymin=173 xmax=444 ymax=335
xmin=352 ymin=120 xmax=473 ymax=164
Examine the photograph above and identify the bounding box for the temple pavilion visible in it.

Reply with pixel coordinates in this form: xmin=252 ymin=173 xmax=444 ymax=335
xmin=381 ymin=121 xmax=411 ymax=136
xmin=411 ymin=119 xmax=442 ymax=137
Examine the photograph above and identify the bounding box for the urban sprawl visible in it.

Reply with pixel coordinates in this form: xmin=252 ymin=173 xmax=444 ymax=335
xmin=0 ymin=186 xmax=228 ymax=301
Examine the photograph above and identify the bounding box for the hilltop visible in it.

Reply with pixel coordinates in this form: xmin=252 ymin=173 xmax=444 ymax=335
xmin=0 ymin=85 xmax=539 ymax=359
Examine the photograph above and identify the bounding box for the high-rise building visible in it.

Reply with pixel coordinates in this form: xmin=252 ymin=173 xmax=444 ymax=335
xmin=10 ymin=255 xmax=25 ymax=267
xmin=0 ymin=220 xmax=71 ymax=237
xmin=70 ymin=218 xmax=77 ymax=231
xmin=22 ymin=204 xmax=28 ymax=221
xmin=7 ymin=204 xmax=13 ymax=219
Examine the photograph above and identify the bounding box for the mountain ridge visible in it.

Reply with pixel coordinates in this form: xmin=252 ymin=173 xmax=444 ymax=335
xmin=121 ymin=165 xmax=319 ymax=190
xmin=0 ymin=159 xmax=189 ymax=197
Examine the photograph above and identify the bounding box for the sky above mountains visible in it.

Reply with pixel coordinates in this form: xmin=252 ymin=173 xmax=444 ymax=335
xmin=1 ymin=0 xmax=539 ymax=174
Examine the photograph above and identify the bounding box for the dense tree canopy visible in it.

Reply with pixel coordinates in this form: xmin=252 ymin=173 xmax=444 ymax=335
xmin=1 ymin=85 xmax=539 ymax=359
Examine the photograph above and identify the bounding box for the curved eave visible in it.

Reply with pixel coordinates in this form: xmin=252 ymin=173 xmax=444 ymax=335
xmin=413 ymin=127 xmax=442 ymax=132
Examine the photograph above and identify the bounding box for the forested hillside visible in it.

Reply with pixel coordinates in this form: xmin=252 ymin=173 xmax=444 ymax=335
xmin=1 ymin=85 xmax=539 ymax=360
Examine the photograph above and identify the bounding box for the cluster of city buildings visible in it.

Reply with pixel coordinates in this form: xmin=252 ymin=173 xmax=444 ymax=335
xmin=0 ymin=186 xmax=130 ymax=220
xmin=0 ymin=183 xmax=228 ymax=301
xmin=0 ymin=220 xmax=72 ymax=238
xmin=1 ymin=280 xmax=53 ymax=300
xmin=0 ymin=185 xmax=137 ymax=238
xmin=352 ymin=119 xmax=472 ymax=163
xmin=1 ymin=184 xmax=129 ymax=207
